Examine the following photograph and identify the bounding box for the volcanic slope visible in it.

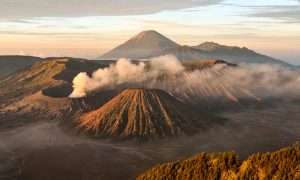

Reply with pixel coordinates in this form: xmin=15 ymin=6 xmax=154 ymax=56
xmin=193 ymin=42 xmax=291 ymax=66
xmin=79 ymin=88 xmax=207 ymax=140
xmin=148 ymin=45 xmax=208 ymax=61
xmin=0 ymin=58 xmax=118 ymax=129
xmin=100 ymin=30 xmax=180 ymax=59
xmin=100 ymin=30 xmax=290 ymax=65
xmin=0 ymin=58 xmax=105 ymax=103
xmin=0 ymin=55 xmax=45 ymax=79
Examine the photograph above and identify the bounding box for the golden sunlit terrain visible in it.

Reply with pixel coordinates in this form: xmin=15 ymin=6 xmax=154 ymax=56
xmin=137 ymin=144 xmax=300 ymax=180
xmin=0 ymin=1 xmax=299 ymax=178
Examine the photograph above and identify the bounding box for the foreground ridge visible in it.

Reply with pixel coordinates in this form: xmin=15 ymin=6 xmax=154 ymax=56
xmin=137 ymin=144 xmax=300 ymax=179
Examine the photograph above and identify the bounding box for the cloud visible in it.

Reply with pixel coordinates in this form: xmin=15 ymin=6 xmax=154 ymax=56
xmin=70 ymin=58 xmax=146 ymax=97
xmin=6 ymin=19 xmax=35 ymax=24
xmin=219 ymin=2 xmax=300 ymax=24
xmin=69 ymin=55 xmax=183 ymax=98
xmin=0 ymin=30 xmax=103 ymax=36
xmin=0 ymin=0 xmax=222 ymax=19
xmin=69 ymin=55 xmax=300 ymax=102
xmin=150 ymin=55 xmax=184 ymax=74
xmin=249 ymin=5 xmax=300 ymax=23
xmin=226 ymin=4 xmax=300 ymax=24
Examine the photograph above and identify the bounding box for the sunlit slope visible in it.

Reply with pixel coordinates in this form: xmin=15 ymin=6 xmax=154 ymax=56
xmin=137 ymin=144 xmax=300 ymax=179
xmin=0 ymin=58 xmax=105 ymax=103
xmin=79 ymin=88 xmax=206 ymax=140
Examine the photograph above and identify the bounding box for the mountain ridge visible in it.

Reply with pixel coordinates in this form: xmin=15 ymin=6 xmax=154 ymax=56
xmin=193 ymin=42 xmax=291 ymax=66
xmin=0 ymin=58 xmax=106 ymax=104
xmin=0 ymin=55 xmax=44 ymax=80
xmin=99 ymin=30 xmax=291 ymax=66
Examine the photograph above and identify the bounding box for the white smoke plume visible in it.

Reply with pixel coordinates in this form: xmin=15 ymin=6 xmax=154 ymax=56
xmin=69 ymin=58 xmax=146 ymax=98
xmin=69 ymin=55 xmax=300 ymax=101
xmin=150 ymin=55 xmax=184 ymax=74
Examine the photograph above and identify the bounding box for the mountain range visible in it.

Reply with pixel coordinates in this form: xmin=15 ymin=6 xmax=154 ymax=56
xmin=100 ymin=30 xmax=291 ymax=66
xmin=0 ymin=30 xmax=293 ymax=80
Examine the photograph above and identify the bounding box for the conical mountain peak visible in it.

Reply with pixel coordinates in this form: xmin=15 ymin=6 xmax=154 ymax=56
xmin=130 ymin=30 xmax=161 ymax=40
xmin=79 ymin=88 xmax=205 ymax=140
xmin=100 ymin=30 xmax=180 ymax=59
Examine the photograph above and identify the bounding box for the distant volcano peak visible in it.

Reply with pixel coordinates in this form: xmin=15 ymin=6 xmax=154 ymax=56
xmin=130 ymin=30 xmax=161 ymax=40
xmin=100 ymin=30 xmax=179 ymax=59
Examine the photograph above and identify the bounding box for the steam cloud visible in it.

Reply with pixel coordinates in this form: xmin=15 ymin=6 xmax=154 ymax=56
xmin=69 ymin=55 xmax=300 ymax=101
xmin=150 ymin=55 xmax=184 ymax=73
xmin=70 ymin=55 xmax=185 ymax=98
xmin=70 ymin=58 xmax=146 ymax=97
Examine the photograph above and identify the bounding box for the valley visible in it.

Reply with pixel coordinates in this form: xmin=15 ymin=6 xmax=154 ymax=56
xmin=1 ymin=102 xmax=299 ymax=179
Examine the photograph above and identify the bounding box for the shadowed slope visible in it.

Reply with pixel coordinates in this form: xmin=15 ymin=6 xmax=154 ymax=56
xmin=79 ymin=88 xmax=205 ymax=140
xmin=193 ymin=42 xmax=291 ymax=66
xmin=148 ymin=45 xmax=208 ymax=61
xmin=0 ymin=55 xmax=44 ymax=79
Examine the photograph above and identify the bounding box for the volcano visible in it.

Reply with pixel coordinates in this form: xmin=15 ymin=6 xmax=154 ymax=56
xmin=99 ymin=30 xmax=290 ymax=66
xmin=100 ymin=30 xmax=180 ymax=59
xmin=79 ymin=88 xmax=206 ymax=140
xmin=0 ymin=58 xmax=118 ymax=129
xmin=0 ymin=58 xmax=106 ymax=104
xmin=193 ymin=42 xmax=291 ymax=66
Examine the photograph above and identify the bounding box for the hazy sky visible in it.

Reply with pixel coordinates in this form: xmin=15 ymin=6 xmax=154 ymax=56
xmin=0 ymin=0 xmax=299 ymax=64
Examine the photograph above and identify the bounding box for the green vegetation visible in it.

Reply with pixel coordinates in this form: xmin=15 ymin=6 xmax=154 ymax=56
xmin=137 ymin=143 xmax=300 ymax=180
